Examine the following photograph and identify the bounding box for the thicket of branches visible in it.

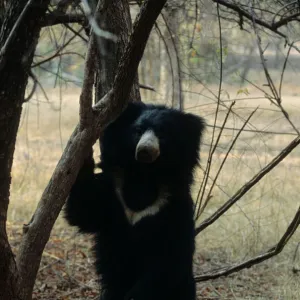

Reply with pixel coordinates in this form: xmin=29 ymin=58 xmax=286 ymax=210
xmin=0 ymin=0 xmax=299 ymax=299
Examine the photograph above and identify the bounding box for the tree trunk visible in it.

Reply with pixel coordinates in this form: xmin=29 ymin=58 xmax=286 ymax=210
xmin=95 ymin=0 xmax=140 ymax=102
xmin=0 ymin=1 xmax=50 ymax=299
xmin=163 ymin=2 xmax=183 ymax=110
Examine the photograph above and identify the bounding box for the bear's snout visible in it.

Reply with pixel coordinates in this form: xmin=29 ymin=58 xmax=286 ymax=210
xmin=135 ymin=130 xmax=160 ymax=163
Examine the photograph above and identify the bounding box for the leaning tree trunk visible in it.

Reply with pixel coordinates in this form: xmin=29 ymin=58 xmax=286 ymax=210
xmin=0 ymin=1 xmax=50 ymax=299
xmin=94 ymin=0 xmax=140 ymax=153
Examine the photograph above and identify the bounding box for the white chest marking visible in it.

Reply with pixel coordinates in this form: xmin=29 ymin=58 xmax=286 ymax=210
xmin=115 ymin=187 xmax=169 ymax=225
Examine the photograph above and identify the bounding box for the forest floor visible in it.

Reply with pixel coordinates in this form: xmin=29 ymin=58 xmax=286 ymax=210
xmin=8 ymin=221 xmax=299 ymax=300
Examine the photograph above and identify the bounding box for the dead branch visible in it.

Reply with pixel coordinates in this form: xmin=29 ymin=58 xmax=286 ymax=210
xmin=199 ymin=107 xmax=258 ymax=217
xmin=279 ymin=42 xmax=293 ymax=99
xmin=139 ymin=83 xmax=156 ymax=92
xmin=195 ymin=4 xmax=224 ymax=218
xmin=42 ymin=12 xmax=86 ymax=27
xmin=32 ymin=27 xmax=85 ymax=68
xmin=24 ymin=70 xmax=38 ymax=102
xmin=205 ymin=124 xmax=298 ymax=136
xmin=16 ymin=0 xmax=167 ymax=298
xmin=79 ymin=34 xmax=96 ymax=129
xmin=195 ymin=206 xmax=300 ymax=282
xmin=195 ymin=134 xmax=300 ymax=236
xmin=251 ymin=13 xmax=300 ymax=135
xmin=212 ymin=0 xmax=298 ymax=36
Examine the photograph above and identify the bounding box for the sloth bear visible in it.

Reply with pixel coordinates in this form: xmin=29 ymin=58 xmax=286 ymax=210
xmin=65 ymin=102 xmax=205 ymax=300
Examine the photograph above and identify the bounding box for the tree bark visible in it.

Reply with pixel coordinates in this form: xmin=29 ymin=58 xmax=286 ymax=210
xmin=0 ymin=1 xmax=50 ymax=299
xmin=95 ymin=0 xmax=141 ymax=102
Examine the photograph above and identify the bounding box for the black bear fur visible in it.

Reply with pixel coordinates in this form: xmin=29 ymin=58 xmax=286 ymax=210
xmin=65 ymin=102 xmax=205 ymax=300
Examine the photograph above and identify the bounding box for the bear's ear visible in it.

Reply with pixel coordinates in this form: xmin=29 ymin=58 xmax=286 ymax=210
xmin=112 ymin=101 xmax=146 ymax=127
xmin=180 ymin=112 xmax=205 ymax=145
xmin=174 ymin=112 xmax=205 ymax=167
xmin=100 ymin=102 xmax=147 ymax=167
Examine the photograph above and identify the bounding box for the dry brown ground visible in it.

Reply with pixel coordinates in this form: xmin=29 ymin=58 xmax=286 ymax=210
xmin=8 ymin=84 xmax=300 ymax=299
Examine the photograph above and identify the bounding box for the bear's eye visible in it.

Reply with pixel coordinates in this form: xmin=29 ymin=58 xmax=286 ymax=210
xmin=134 ymin=126 xmax=144 ymax=136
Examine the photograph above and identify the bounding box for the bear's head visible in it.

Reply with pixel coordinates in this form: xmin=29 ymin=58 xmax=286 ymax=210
xmin=100 ymin=102 xmax=205 ymax=169
xmin=100 ymin=102 xmax=205 ymax=210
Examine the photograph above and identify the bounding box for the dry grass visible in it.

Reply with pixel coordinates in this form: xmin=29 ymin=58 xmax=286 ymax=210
xmin=8 ymin=83 xmax=300 ymax=299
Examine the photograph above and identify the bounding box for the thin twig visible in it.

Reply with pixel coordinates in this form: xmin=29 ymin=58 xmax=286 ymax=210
xmin=200 ymin=107 xmax=258 ymax=216
xmin=32 ymin=27 xmax=85 ymax=67
xmin=79 ymin=34 xmax=96 ymax=129
xmin=195 ymin=206 xmax=300 ymax=281
xmin=189 ymin=0 xmax=198 ymax=48
xmin=195 ymin=101 xmax=235 ymax=218
xmin=213 ymin=0 xmax=300 ymax=54
xmin=252 ymin=12 xmax=300 ymax=135
xmin=279 ymin=42 xmax=294 ymax=99
xmin=42 ymin=12 xmax=86 ymax=27
xmin=63 ymin=23 xmax=88 ymax=43
xmin=252 ymin=12 xmax=279 ymax=101
xmin=272 ymin=1 xmax=299 ymax=24
xmin=205 ymin=124 xmax=298 ymax=137
xmin=195 ymin=3 xmax=223 ymax=216
xmin=24 ymin=70 xmax=38 ymax=102
xmin=195 ymin=135 xmax=300 ymax=236
xmin=139 ymin=83 xmax=156 ymax=92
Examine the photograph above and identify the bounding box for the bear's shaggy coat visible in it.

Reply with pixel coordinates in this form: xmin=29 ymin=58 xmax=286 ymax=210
xmin=65 ymin=102 xmax=205 ymax=300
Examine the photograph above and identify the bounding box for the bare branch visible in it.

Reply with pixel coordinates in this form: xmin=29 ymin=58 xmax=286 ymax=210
xmin=195 ymin=134 xmax=300 ymax=236
xmin=139 ymin=83 xmax=156 ymax=92
xmin=252 ymin=14 xmax=300 ymax=135
xmin=42 ymin=12 xmax=86 ymax=27
xmin=202 ymin=107 xmax=258 ymax=214
xmin=205 ymin=124 xmax=298 ymax=137
xmin=212 ymin=0 xmax=296 ymax=39
xmin=272 ymin=0 xmax=299 ymax=23
xmin=195 ymin=3 xmax=224 ymax=217
xmin=32 ymin=27 xmax=85 ymax=68
xmin=79 ymin=34 xmax=96 ymax=129
xmin=195 ymin=206 xmax=300 ymax=282
xmin=279 ymin=42 xmax=294 ymax=99
xmin=24 ymin=70 xmax=38 ymax=102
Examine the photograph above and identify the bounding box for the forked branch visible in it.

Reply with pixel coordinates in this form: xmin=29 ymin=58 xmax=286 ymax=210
xmin=195 ymin=135 xmax=300 ymax=236
xmin=195 ymin=206 xmax=300 ymax=281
